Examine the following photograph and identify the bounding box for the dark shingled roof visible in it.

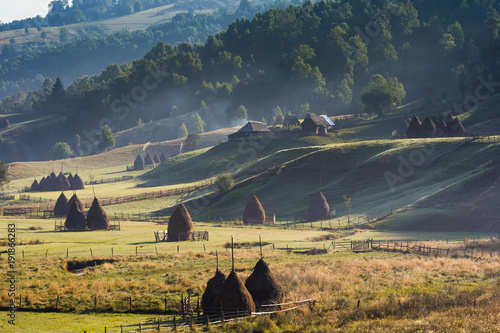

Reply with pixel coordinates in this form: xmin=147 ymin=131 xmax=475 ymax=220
xmin=304 ymin=114 xmax=334 ymax=126
xmin=237 ymin=121 xmax=271 ymax=133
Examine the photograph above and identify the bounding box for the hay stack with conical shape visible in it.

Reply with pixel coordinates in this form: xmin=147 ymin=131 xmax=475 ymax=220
xmin=202 ymin=269 xmax=227 ymax=315
xmin=39 ymin=177 xmax=49 ymax=191
xmin=243 ymin=195 xmax=266 ymax=225
xmin=245 ymin=259 xmax=284 ymax=307
xmin=153 ymin=154 xmax=161 ymax=164
xmin=134 ymin=155 xmax=144 ymax=170
xmin=56 ymin=172 xmax=71 ymax=191
xmin=212 ymin=270 xmax=256 ymax=316
xmin=71 ymin=174 xmax=85 ymax=190
xmin=420 ymin=117 xmax=436 ymax=138
xmin=67 ymin=194 xmax=85 ymax=215
xmin=406 ymin=116 xmax=422 ymax=138
xmin=67 ymin=173 xmax=73 ymax=184
xmin=54 ymin=192 xmax=68 ymax=217
xmin=31 ymin=179 xmax=40 ymax=191
xmin=448 ymin=117 xmax=465 ymax=136
xmin=86 ymin=197 xmax=110 ymax=230
xmin=144 ymin=153 xmax=154 ymax=166
xmin=65 ymin=200 xmax=87 ymax=230
xmin=167 ymin=203 xmax=193 ymax=241
xmin=160 ymin=152 xmax=167 ymax=162
xmin=307 ymin=190 xmax=330 ymax=221
xmin=435 ymin=119 xmax=447 ymax=136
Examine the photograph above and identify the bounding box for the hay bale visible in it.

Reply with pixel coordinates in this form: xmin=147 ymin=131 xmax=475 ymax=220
xmin=144 ymin=153 xmax=154 ymax=166
xmin=71 ymin=174 xmax=85 ymax=190
xmin=283 ymin=114 xmax=300 ymax=127
xmin=65 ymin=200 xmax=87 ymax=230
xmin=212 ymin=270 xmax=256 ymax=316
xmin=245 ymin=259 xmax=284 ymax=308
xmin=153 ymin=154 xmax=161 ymax=164
xmin=56 ymin=172 xmax=71 ymax=191
xmin=160 ymin=152 xmax=167 ymax=163
xmin=448 ymin=117 xmax=465 ymax=136
xmin=406 ymin=116 xmax=422 ymax=138
xmin=420 ymin=117 xmax=436 ymax=138
xmin=243 ymin=195 xmax=265 ymax=225
xmin=31 ymin=179 xmax=40 ymax=192
xmin=67 ymin=194 xmax=85 ymax=215
xmin=86 ymin=197 xmax=110 ymax=230
xmin=134 ymin=155 xmax=144 ymax=170
xmin=67 ymin=173 xmax=73 ymax=184
xmin=307 ymin=190 xmax=329 ymax=221
xmin=202 ymin=270 xmax=227 ymax=315
xmin=167 ymin=203 xmax=194 ymax=241
xmin=39 ymin=177 xmax=49 ymax=191
xmin=54 ymin=192 xmax=68 ymax=218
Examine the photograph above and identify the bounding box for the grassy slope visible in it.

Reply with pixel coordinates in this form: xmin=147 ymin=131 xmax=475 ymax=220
xmin=0 ymin=3 xmax=215 ymax=48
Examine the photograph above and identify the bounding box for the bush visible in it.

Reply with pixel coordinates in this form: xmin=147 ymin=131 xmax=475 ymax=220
xmin=215 ymin=173 xmax=234 ymax=193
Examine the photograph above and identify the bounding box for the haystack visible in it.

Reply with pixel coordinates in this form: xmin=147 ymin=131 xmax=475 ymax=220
xmin=202 ymin=269 xmax=227 ymax=315
xmin=31 ymin=179 xmax=40 ymax=192
xmin=212 ymin=270 xmax=256 ymax=316
xmin=406 ymin=116 xmax=422 ymax=138
xmin=283 ymin=114 xmax=300 ymax=127
xmin=67 ymin=173 xmax=73 ymax=184
xmin=39 ymin=177 xmax=49 ymax=191
xmin=243 ymin=195 xmax=265 ymax=225
xmin=448 ymin=117 xmax=465 ymax=136
xmin=245 ymin=259 xmax=284 ymax=307
xmin=56 ymin=172 xmax=71 ymax=191
xmin=65 ymin=200 xmax=87 ymax=230
xmin=134 ymin=155 xmax=144 ymax=170
xmin=67 ymin=194 xmax=85 ymax=215
xmin=86 ymin=197 xmax=110 ymax=230
xmin=307 ymin=190 xmax=329 ymax=221
xmin=54 ymin=192 xmax=68 ymax=218
xmin=144 ymin=153 xmax=154 ymax=166
xmin=435 ymin=119 xmax=447 ymax=136
xmin=167 ymin=203 xmax=194 ymax=241
xmin=420 ymin=117 xmax=436 ymax=138
xmin=160 ymin=152 xmax=167 ymax=163
xmin=71 ymin=174 xmax=85 ymax=190
xmin=153 ymin=154 xmax=161 ymax=164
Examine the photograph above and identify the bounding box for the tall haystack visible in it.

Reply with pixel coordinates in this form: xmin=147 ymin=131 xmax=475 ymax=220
xmin=39 ymin=177 xmax=49 ymax=191
xmin=31 ymin=179 xmax=40 ymax=192
xmin=406 ymin=116 xmax=422 ymax=138
xmin=134 ymin=155 xmax=144 ymax=170
xmin=144 ymin=153 xmax=154 ymax=166
xmin=202 ymin=269 xmax=227 ymax=315
xmin=86 ymin=197 xmax=110 ymax=230
xmin=56 ymin=172 xmax=71 ymax=191
xmin=245 ymin=259 xmax=284 ymax=307
xmin=435 ymin=119 xmax=447 ymax=136
xmin=67 ymin=173 xmax=73 ymax=184
xmin=65 ymin=200 xmax=87 ymax=230
xmin=47 ymin=172 xmax=57 ymax=191
xmin=67 ymin=194 xmax=85 ymax=215
xmin=167 ymin=203 xmax=194 ymax=241
xmin=153 ymin=154 xmax=161 ymax=164
xmin=307 ymin=190 xmax=329 ymax=221
xmin=54 ymin=192 xmax=68 ymax=217
xmin=420 ymin=117 xmax=436 ymax=138
xmin=212 ymin=270 xmax=256 ymax=316
xmin=448 ymin=117 xmax=465 ymax=136
xmin=243 ymin=195 xmax=266 ymax=225
xmin=71 ymin=174 xmax=85 ymax=190
xmin=160 ymin=152 xmax=167 ymax=163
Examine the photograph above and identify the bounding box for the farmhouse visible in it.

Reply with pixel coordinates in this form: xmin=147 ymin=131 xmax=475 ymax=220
xmin=228 ymin=121 xmax=272 ymax=141
xmin=301 ymin=114 xmax=334 ymax=135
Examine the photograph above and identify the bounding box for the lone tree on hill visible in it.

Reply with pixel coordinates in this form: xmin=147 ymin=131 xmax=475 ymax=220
xmin=185 ymin=133 xmax=201 ymax=151
xmin=0 ymin=161 xmax=8 ymax=189
xmin=216 ymin=173 xmax=234 ymax=193
xmin=97 ymin=125 xmax=115 ymax=153
xmin=361 ymin=75 xmax=406 ymax=116
xmin=48 ymin=142 xmax=73 ymax=160
xmin=177 ymin=123 xmax=188 ymax=138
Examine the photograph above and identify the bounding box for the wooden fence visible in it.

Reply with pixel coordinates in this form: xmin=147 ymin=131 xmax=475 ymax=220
xmin=54 ymin=220 xmax=121 ymax=231
xmin=2 ymin=180 xmax=214 ymax=216
xmin=154 ymin=230 xmax=209 ymax=242
xmin=85 ymin=175 xmax=135 ymax=185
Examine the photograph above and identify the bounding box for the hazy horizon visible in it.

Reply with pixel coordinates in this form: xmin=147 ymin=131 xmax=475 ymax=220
xmin=0 ymin=0 xmax=60 ymax=24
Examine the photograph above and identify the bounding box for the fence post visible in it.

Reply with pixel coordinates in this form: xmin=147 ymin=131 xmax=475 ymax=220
xmin=90 ymin=248 xmax=93 ymax=257
xmin=45 ymin=250 xmax=48 ymax=258
xmin=94 ymin=296 xmax=97 ymax=312
xmin=56 ymin=295 xmax=59 ymax=311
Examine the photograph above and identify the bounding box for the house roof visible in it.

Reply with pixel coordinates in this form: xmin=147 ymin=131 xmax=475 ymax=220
xmin=304 ymin=114 xmax=334 ymax=126
xmin=237 ymin=121 xmax=272 ymax=133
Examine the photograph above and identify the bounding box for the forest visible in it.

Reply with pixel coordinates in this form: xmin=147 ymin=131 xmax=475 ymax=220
xmin=0 ymin=0 xmax=500 ymax=162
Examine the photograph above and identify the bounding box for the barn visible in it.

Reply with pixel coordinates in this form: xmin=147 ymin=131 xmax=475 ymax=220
xmin=228 ymin=121 xmax=272 ymax=141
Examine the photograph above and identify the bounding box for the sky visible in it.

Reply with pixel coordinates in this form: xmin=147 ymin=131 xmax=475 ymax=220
xmin=0 ymin=0 xmax=56 ymax=24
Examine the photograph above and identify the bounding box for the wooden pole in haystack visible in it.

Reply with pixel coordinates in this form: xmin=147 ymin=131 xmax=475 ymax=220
xmin=231 ymin=236 xmax=234 ymax=272
xmin=259 ymin=235 xmax=263 ymax=259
